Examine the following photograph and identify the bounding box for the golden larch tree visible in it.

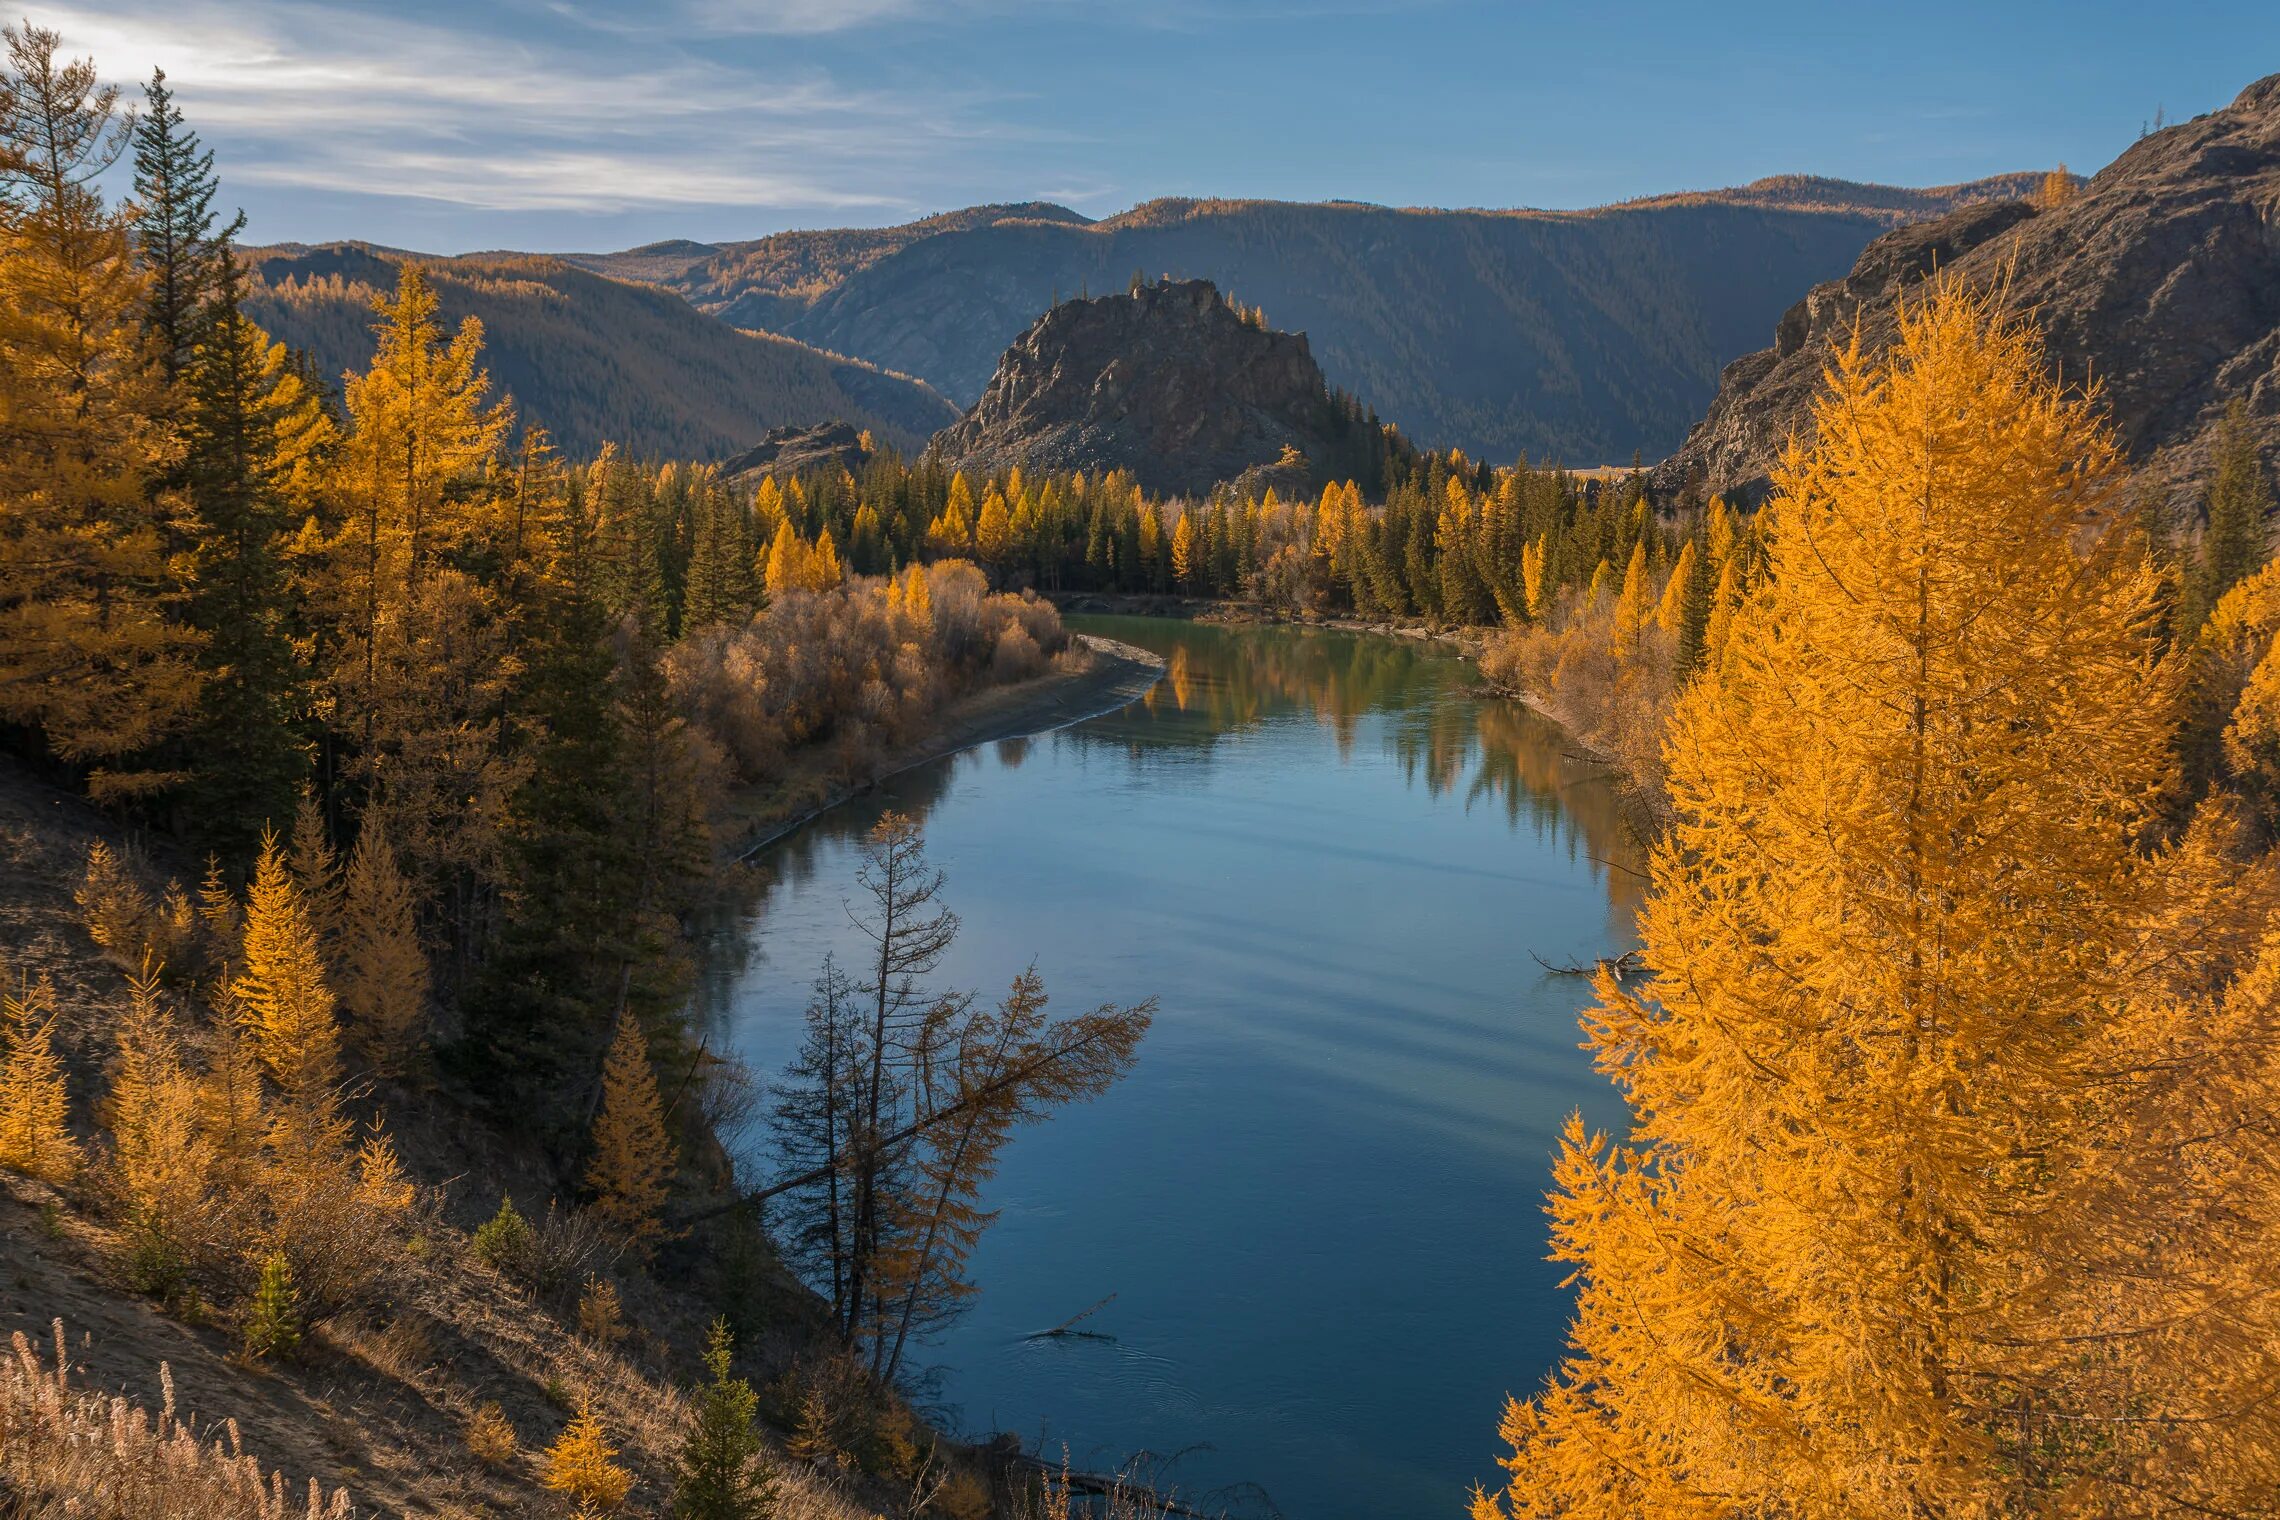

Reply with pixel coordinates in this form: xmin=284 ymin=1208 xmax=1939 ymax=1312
xmin=1653 ymin=539 xmax=1697 ymax=634
xmin=1476 ymin=279 xmax=2280 ymax=1519
xmin=585 ymin=1008 xmax=675 ymax=1249
xmin=230 ymin=832 xmax=343 ymax=1149
xmin=543 ymin=1402 xmax=632 ymax=1516
xmin=0 ymin=967 xmax=77 ymax=1182
xmin=286 ymin=790 xmax=344 ymax=953
xmin=0 ymin=25 xmax=202 ymax=796
xmin=108 ymin=962 xmax=215 ymax=1272
xmin=975 ymin=489 xmax=1014 ymax=573
xmin=339 ymin=814 xmax=430 ymax=1076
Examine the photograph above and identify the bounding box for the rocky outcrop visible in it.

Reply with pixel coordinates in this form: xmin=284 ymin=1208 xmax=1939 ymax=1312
xmin=1655 ymin=74 xmax=2280 ymax=510
xmin=930 ymin=279 xmax=1395 ymax=498
xmin=720 ymin=420 xmax=870 ymax=479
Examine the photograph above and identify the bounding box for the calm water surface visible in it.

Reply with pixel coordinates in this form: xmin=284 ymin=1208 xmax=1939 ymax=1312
xmin=694 ymin=616 xmax=1642 ymax=1520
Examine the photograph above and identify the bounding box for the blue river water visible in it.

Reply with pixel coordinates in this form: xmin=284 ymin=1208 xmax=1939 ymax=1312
xmin=695 ymin=615 xmax=1641 ymax=1520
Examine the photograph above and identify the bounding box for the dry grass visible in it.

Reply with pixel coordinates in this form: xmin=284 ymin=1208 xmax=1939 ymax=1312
xmin=0 ymin=1319 xmax=352 ymax=1519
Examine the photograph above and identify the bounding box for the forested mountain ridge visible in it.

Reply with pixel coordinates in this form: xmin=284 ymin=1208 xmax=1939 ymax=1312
xmin=241 ymin=242 xmax=959 ymax=458
xmin=557 ymin=174 xmax=2046 ymax=463
xmin=1656 ymin=76 xmax=2280 ymax=509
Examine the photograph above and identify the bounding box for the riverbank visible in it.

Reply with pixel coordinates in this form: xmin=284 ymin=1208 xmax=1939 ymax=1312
xmin=723 ymin=632 xmax=1166 ymax=861
xmin=1050 ymin=592 xmax=1596 ymax=750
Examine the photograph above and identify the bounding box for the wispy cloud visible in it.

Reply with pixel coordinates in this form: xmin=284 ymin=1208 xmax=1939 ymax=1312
xmin=48 ymin=0 xmax=1014 ymax=217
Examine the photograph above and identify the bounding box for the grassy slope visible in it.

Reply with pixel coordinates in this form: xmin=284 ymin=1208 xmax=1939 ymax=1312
xmin=0 ymin=760 xmax=879 ymax=1519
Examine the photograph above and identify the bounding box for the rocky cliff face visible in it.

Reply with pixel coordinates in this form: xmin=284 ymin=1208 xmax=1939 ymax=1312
xmin=1656 ymin=74 xmax=2280 ymax=510
xmin=931 ymin=279 xmax=1388 ymax=498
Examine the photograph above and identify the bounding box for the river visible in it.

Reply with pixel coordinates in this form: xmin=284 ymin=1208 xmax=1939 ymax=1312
xmin=692 ymin=615 xmax=1643 ymax=1520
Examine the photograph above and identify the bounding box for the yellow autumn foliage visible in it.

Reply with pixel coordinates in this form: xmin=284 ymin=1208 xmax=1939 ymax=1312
xmin=1479 ymin=277 xmax=2280 ymax=1518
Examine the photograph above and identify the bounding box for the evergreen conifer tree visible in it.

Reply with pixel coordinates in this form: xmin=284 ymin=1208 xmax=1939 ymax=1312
xmin=129 ymin=67 xmax=243 ymax=381
xmin=178 ymin=253 xmax=320 ymax=844
xmin=672 ymin=1318 xmax=774 ymax=1519
xmin=2182 ymin=399 xmax=2273 ymax=634
xmin=1672 ymin=535 xmax=1716 ymax=678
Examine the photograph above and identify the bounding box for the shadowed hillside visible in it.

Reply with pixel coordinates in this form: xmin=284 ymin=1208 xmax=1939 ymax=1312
xmin=570 ymin=175 xmax=2043 ymax=462
xmin=243 ymin=243 xmax=958 ymax=458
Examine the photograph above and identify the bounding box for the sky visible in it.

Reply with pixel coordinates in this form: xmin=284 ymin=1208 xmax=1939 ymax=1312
xmin=54 ymin=0 xmax=2280 ymax=254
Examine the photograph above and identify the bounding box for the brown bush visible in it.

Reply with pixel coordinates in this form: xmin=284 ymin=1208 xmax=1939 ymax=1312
xmin=667 ymin=562 xmax=1067 ymax=783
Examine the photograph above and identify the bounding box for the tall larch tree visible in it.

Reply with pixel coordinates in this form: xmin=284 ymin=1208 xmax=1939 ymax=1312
xmin=1475 ymin=280 xmax=2280 ymax=1519
xmin=0 ymin=24 xmax=201 ymax=796
xmin=585 ymin=1008 xmax=675 ymax=1250
xmin=339 ymin=813 xmax=429 ymax=1076
xmin=231 ymin=832 xmax=344 ymax=1155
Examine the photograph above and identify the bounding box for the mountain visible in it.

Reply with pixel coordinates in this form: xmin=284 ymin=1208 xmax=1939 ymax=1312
xmin=932 ymin=277 xmax=1398 ymax=497
xmin=581 ymin=175 xmax=2044 ymax=464
xmin=241 ymin=243 xmax=959 ymax=459
xmin=1655 ymin=78 xmax=2280 ymax=510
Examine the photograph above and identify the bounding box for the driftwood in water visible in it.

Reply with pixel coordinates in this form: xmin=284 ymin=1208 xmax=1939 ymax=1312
xmin=1530 ymin=948 xmax=1646 ymax=981
xmin=1026 ymin=1293 xmax=1119 ymax=1343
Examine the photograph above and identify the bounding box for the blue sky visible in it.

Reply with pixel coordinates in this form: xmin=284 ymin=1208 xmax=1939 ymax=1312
xmin=58 ymin=0 xmax=2279 ymax=253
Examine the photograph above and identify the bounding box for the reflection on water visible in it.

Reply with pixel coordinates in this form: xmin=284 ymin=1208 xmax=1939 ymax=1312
xmin=695 ymin=615 xmax=1644 ymax=1520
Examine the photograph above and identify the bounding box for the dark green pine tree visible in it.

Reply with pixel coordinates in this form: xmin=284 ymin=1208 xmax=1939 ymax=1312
xmin=603 ymin=625 xmax=710 ymax=1031
xmin=1402 ymin=500 xmax=1439 ymax=620
xmin=462 ymin=520 xmax=629 ymax=1127
xmin=131 ymin=68 xmax=244 ymax=382
xmin=590 ymin=454 xmax=669 ymax=634
xmin=672 ymin=1319 xmax=775 ymax=1519
xmin=682 ymin=486 xmax=757 ymax=633
xmin=1084 ymin=502 xmax=1109 ymax=586
xmin=178 ymin=253 xmax=311 ymax=850
xmin=1116 ymin=508 xmax=1143 ymax=593
xmin=1673 ymin=534 xmax=1718 ymax=680
xmin=2181 ymin=400 xmax=2273 ymax=635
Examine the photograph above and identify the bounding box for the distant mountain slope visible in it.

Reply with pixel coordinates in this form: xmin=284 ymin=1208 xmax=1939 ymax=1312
xmin=1654 ymin=78 xmax=2280 ymax=509
xmin=242 ymin=244 xmax=958 ymax=459
xmin=594 ymin=176 xmax=2042 ymax=463
xmin=935 ymin=278 xmax=1399 ymax=497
